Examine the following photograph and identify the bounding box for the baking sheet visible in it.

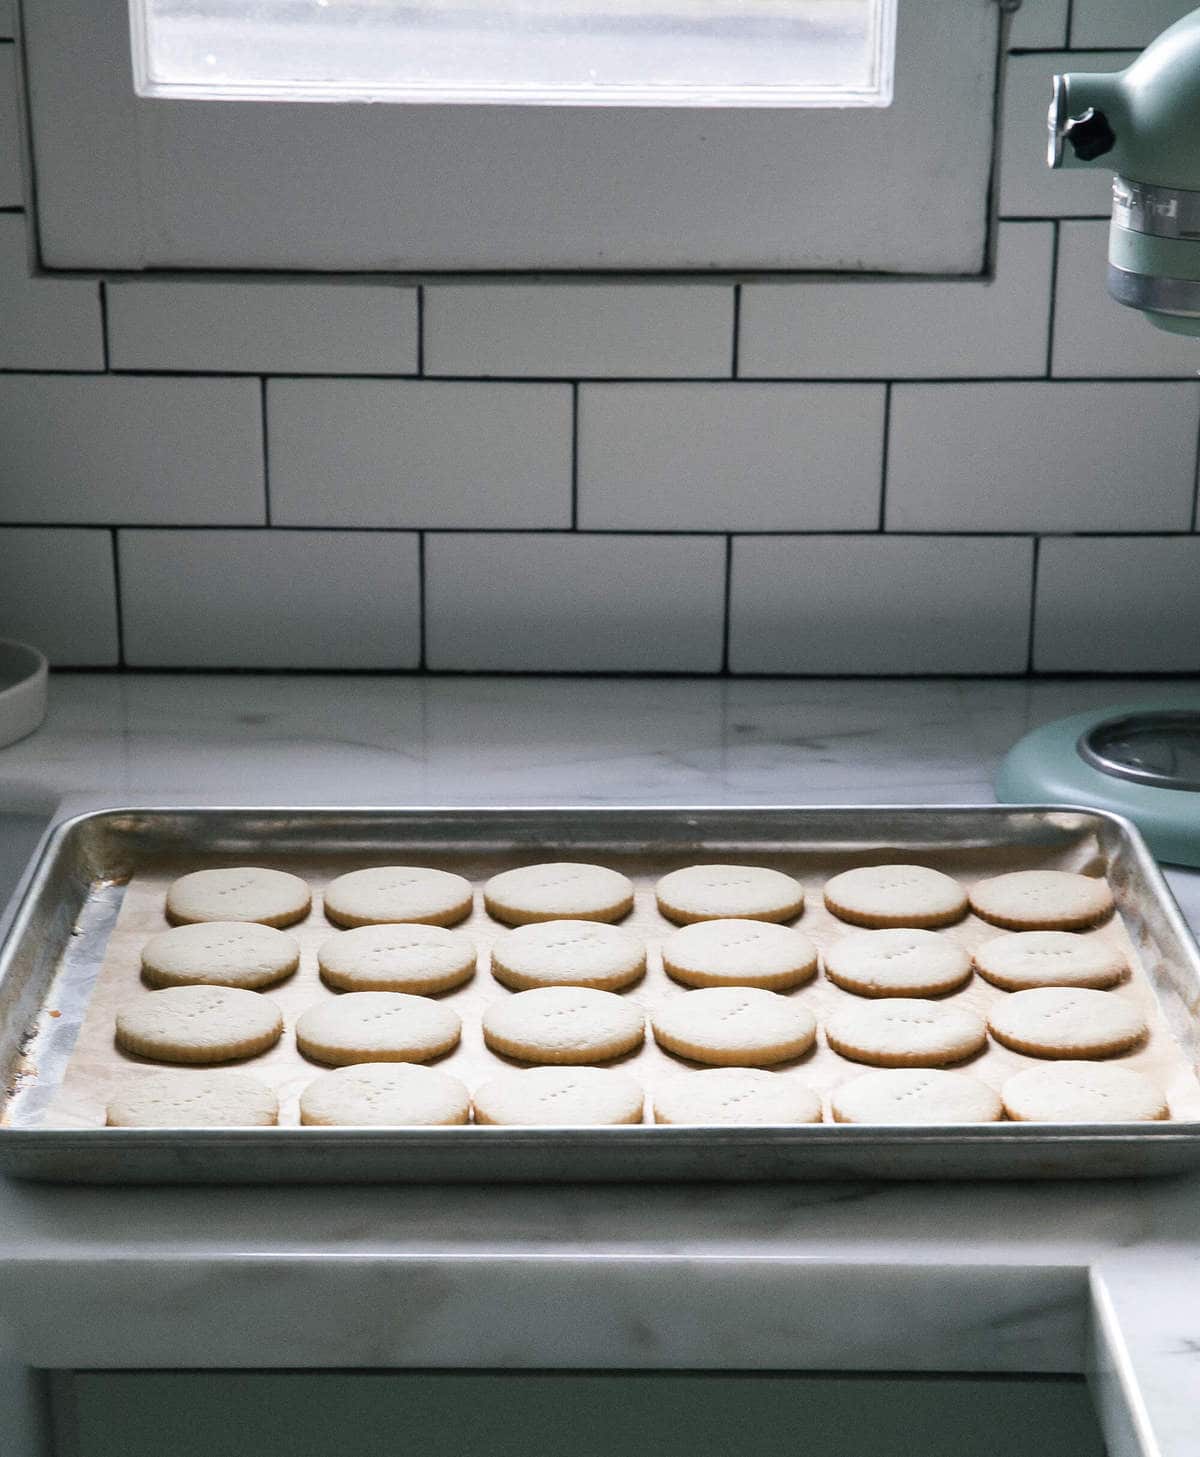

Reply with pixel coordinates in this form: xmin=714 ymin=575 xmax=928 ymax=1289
xmin=32 ymin=835 xmax=1200 ymax=1130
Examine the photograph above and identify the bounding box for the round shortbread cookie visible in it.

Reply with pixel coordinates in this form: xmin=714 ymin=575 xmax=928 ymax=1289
xmin=299 ymin=1062 xmax=470 ymax=1126
xmin=295 ymin=992 xmax=462 ymax=1066
xmin=660 ymin=919 xmax=818 ymax=991
xmin=322 ymin=866 xmax=473 ymax=929
xmin=165 ymin=867 xmax=311 ymax=928
xmin=824 ymin=928 xmax=971 ymax=999
xmin=650 ymin=987 xmax=817 ymax=1067
xmin=652 ymin=1068 xmax=822 ymax=1125
xmin=986 ymin=986 xmax=1146 ymax=1060
xmin=825 ymin=998 xmax=986 ymax=1068
xmin=973 ymin=931 xmax=1127 ymax=992
xmin=483 ymin=863 xmax=634 ymax=926
xmin=654 ymin=865 xmax=804 ymax=926
xmin=481 ymin=986 xmax=644 ymax=1065
xmin=490 ymin=921 xmax=644 ymax=992
xmin=822 ymin=865 xmax=967 ymax=929
xmin=830 ymin=1068 xmax=1002 ymax=1125
xmin=141 ymin=921 xmax=301 ymax=991
xmin=115 ymin=985 xmax=284 ymax=1064
xmin=473 ymin=1066 xmax=645 ymax=1126
xmin=1002 ymin=1063 xmax=1168 ymax=1123
xmin=318 ymin=924 xmax=476 ymax=994
xmin=106 ymin=1070 xmax=279 ymax=1127
xmin=968 ymin=870 xmax=1114 ymax=931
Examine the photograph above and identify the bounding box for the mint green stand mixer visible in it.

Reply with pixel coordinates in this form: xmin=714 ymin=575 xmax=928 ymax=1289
xmin=1049 ymin=7 xmax=1200 ymax=335
xmin=997 ymin=13 xmax=1200 ymax=862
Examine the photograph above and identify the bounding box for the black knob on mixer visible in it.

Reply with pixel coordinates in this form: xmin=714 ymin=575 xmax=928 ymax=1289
xmin=1064 ymin=107 xmax=1116 ymax=161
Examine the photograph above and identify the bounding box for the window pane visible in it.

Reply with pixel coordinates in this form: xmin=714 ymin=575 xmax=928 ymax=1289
xmin=132 ymin=0 xmax=895 ymax=106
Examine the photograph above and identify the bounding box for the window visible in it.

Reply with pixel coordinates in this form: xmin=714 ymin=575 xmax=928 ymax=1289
xmin=24 ymin=0 xmax=1001 ymax=273
xmin=132 ymin=0 xmax=897 ymax=109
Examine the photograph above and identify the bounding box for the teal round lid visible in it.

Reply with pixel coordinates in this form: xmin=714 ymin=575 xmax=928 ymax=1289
xmin=997 ymin=697 xmax=1200 ymax=867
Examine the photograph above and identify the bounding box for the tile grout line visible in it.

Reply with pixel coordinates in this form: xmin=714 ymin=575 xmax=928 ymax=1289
xmin=720 ymin=535 xmax=733 ymax=673
xmin=878 ymin=382 xmax=892 ymax=531
xmin=1 ymin=524 xmax=1196 ymax=539
xmin=731 ymin=283 xmax=741 ymax=378
xmin=1192 ymin=386 xmax=1200 ymax=532
xmin=570 ymin=383 xmax=579 ymax=529
xmin=98 ymin=281 xmax=110 ymax=372
xmin=110 ymin=528 xmax=126 ymax=669
xmin=416 ymin=286 xmax=425 ymax=376
xmin=259 ymin=378 xmax=272 ymax=526
xmin=417 ymin=531 xmax=428 ymax=670
xmin=1026 ymin=535 xmax=1042 ymax=673
xmin=1045 ymin=221 xmax=1060 ymax=379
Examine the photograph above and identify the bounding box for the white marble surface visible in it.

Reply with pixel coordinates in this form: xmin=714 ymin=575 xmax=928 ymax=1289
xmin=1 ymin=673 xmax=1199 ymax=1457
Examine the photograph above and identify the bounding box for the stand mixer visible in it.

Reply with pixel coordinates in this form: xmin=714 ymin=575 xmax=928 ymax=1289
xmin=996 ymin=9 xmax=1200 ymax=862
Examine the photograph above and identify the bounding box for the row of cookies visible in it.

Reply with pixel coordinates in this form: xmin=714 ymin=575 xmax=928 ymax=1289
xmin=105 ymin=1061 xmax=1170 ymax=1129
xmin=138 ymin=917 xmax=1128 ymax=1001
xmin=160 ymin=862 xmax=1117 ymax=933
xmin=113 ymin=979 xmax=1150 ymax=1071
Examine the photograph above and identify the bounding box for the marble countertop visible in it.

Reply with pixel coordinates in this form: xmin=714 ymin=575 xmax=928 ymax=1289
xmin=1 ymin=673 xmax=1198 ymax=1457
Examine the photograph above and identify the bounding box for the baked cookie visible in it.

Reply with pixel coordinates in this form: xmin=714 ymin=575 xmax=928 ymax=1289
xmin=660 ymin=919 xmax=818 ymax=991
xmin=968 ymin=870 xmax=1114 ymax=930
xmin=830 ymin=1068 xmax=1002 ymax=1125
xmin=652 ymin=1068 xmax=821 ymax=1125
xmin=323 ymin=866 xmax=473 ymax=928
xmin=115 ymin=985 xmax=284 ymax=1064
xmin=106 ymin=1070 xmax=279 ymax=1127
xmin=1002 ymin=1062 xmax=1168 ymax=1122
xmin=824 ymin=998 xmax=986 ymax=1068
xmin=295 ymin=991 xmax=462 ymax=1066
xmin=824 ymin=928 xmax=971 ymax=999
xmin=822 ymin=865 xmax=967 ymax=929
xmin=973 ymin=931 xmax=1126 ymax=992
xmin=655 ymin=865 xmax=804 ymax=925
xmin=987 ymin=987 xmax=1146 ymax=1060
xmin=650 ymin=987 xmax=817 ymax=1067
xmin=165 ymin=867 xmax=311 ymax=928
xmin=483 ymin=863 xmax=634 ymax=926
xmin=490 ymin=920 xmax=645 ymax=992
xmin=473 ymin=1066 xmax=644 ymax=1126
xmin=318 ymin=924 xmax=476 ymax=994
xmin=481 ymin=986 xmax=644 ymax=1065
xmin=299 ymin=1062 xmax=470 ymax=1126
xmin=141 ymin=921 xmax=301 ymax=991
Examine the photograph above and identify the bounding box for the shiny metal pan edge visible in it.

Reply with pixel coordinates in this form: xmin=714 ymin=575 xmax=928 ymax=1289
xmin=1 ymin=803 xmax=1197 ymax=1184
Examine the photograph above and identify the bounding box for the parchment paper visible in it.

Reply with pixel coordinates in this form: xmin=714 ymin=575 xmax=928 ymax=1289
xmin=35 ymin=839 xmax=1200 ymax=1127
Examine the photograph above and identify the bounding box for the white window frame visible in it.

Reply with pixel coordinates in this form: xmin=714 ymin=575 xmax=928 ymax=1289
xmin=22 ymin=0 xmax=1003 ymax=274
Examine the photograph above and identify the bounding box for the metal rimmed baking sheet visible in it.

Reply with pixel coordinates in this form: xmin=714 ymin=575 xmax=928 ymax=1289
xmin=1 ymin=804 xmax=1198 ymax=1182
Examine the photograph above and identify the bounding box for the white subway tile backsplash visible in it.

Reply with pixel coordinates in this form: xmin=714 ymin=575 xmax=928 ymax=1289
xmin=1070 ymin=0 xmax=1193 ymax=48
xmin=1000 ymin=53 xmax=1133 ymax=219
xmin=120 ymin=530 xmax=420 ymax=668
xmin=739 ymin=224 xmax=1052 ymax=380
xmin=578 ymin=384 xmax=884 ymax=531
xmin=1009 ymin=0 xmax=1069 ymax=49
xmin=426 ymin=533 xmax=725 ymax=671
xmin=0 ymin=528 xmax=117 ymax=665
xmin=1035 ymin=537 xmax=1200 ymax=672
xmin=887 ymin=383 xmax=1199 ymax=533
xmin=0 ymin=47 xmax=20 ymax=206
xmin=0 ymin=214 xmax=103 ymax=370
xmin=729 ymin=536 xmax=1033 ymax=675
xmin=107 ymin=279 xmax=418 ymax=375
xmin=268 ymin=380 xmax=572 ymax=529
xmin=424 ymin=284 xmax=733 ymax=379
xmin=0 ymin=376 xmax=264 ymax=525
xmin=1053 ymin=221 xmax=1200 ymax=377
